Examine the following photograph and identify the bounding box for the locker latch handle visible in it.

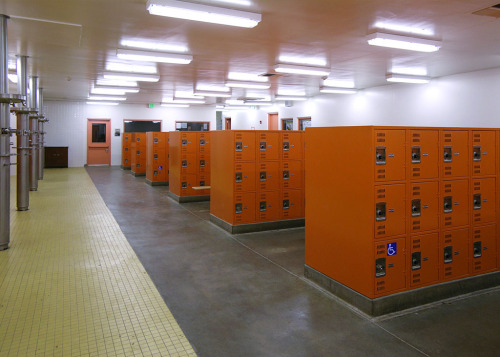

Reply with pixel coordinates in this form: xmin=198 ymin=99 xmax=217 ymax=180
xmin=182 ymin=160 xmax=187 ymax=167
xmin=182 ymin=139 xmax=187 ymax=146
xmin=235 ymin=203 xmax=243 ymax=214
xmin=200 ymin=139 xmax=205 ymax=146
xmin=375 ymin=202 xmax=386 ymax=221
xmin=283 ymin=199 xmax=290 ymax=209
xmin=283 ymin=170 xmax=289 ymax=180
xmin=473 ymin=194 xmax=481 ymax=210
xmin=200 ymin=181 xmax=205 ymax=187
xmin=181 ymin=182 xmax=187 ymax=189
xmin=260 ymin=201 xmax=267 ymax=212
xmin=411 ymin=146 xmax=421 ymax=163
xmin=375 ymin=146 xmax=386 ymax=165
xmin=443 ymin=146 xmax=452 ymax=162
xmin=260 ymin=171 xmax=267 ymax=181
xmin=473 ymin=145 xmax=481 ymax=162
xmin=444 ymin=246 xmax=453 ymax=264
xmin=411 ymin=199 xmax=421 ymax=217
xmin=235 ymin=172 xmax=242 ymax=183
xmin=443 ymin=196 xmax=453 ymax=213
xmin=154 ymin=154 xmax=158 ymax=159
xmin=200 ymin=160 xmax=205 ymax=167
xmin=235 ymin=141 xmax=243 ymax=152
xmin=473 ymin=241 xmax=482 ymax=258
xmin=375 ymin=258 xmax=386 ymax=277
xmin=260 ymin=141 xmax=266 ymax=151
xmin=283 ymin=141 xmax=290 ymax=151
xmin=412 ymin=252 xmax=421 ymax=270
xmin=154 ymin=138 xmax=158 ymax=143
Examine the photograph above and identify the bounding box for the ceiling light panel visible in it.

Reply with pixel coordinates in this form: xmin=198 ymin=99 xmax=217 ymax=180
xmin=161 ymin=103 xmax=190 ymax=108
xmin=367 ymin=32 xmax=441 ymax=52
xmin=390 ymin=67 xmax=428 ymax=76
xmin=374 ymin=22 xmax=434 ymax=36
xmin=146 ymin=0 xmax=262 ymax=28
xmin=320 ymin=86 xmax=357 ymax=94
xmin=86 ymin=101 xmax=119 ymax=106
xmin=274 ymin=63 xmax=330 ymax=76
xmin=386 ymin=73 xmax=431 ymax=84
xmin=88 ymin=96 xmax=127 ymax=101
xmin=323 ymin=79 xmax=355 ymax=88
xmin=103 ymin=71 xmax=160 ymax=82
xmin=174 ymin=91 xmax=203 ymax=99
xmin=116 ymin=48 xmax=193 ymax=64
xmin=120 ymin=39 xmax=189 ymax=53
xmin=227 ymin=72 xmax=268 ymax=82
xmin=92 ymin=86 xmax=139 ymax=94
xmin=194 ymin=90 xmax=231 ymax=97
xmin=211 ymin=0 xmax=252 ymax=6
xmin=166 ymin=98 xmax=205 ymax=104
xmin=225 ymin=81 xmax=271 ymax=89
xmin=196 ymin=84 xmax=230 ymax=92
xmin=275 ymin=95 xmax=307 ymax=101
xmin=278 ymin=55 xmax=327 ymax=67
xmin=96 ymin=79 xmax=138 ymax=87
xmin=106 ymin=62 xmax=157 ymax=74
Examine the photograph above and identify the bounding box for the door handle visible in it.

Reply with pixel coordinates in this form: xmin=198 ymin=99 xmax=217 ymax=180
xmin=105 ymin=148 xmax=109 ymax=152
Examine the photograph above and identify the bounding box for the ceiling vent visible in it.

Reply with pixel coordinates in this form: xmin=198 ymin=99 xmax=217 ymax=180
xmin=473 ymin=4 xmax=500 ymax=18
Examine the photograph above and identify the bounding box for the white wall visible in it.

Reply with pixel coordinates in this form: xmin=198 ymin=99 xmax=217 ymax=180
xmin=44 ymin=101 xmax=216 ymax=167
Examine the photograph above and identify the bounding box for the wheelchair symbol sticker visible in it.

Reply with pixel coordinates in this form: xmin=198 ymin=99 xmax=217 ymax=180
xmin=387 ymin=243 xmax=397 ymax=256
xmin=158 ymin=166 xmax=163 ymax=170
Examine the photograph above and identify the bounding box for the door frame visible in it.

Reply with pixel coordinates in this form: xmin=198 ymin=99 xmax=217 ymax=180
xmin=268 ymin=112 xmax=278 ymax=130
xmin=87 ymin=118 xmax=111 ymax=166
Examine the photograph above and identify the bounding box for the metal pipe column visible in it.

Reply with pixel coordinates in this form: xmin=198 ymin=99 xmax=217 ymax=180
xmin=37 ymin=88 xmax=44 ymax=180
xmin=29 ymin=76 xmax=39 ymax=191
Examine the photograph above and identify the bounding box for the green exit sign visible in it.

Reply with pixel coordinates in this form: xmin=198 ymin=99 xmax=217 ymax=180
xmin=148 ymin=103 xmax=155 ymax=108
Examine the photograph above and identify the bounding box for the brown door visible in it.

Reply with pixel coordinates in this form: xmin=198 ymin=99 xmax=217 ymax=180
xmin=268 ymin=113 xmax=278 ymax=130
xmin=87 ymin=119 xmax=111 ymax=166
xmin=225 ymin=117 xmax=231 ymax=130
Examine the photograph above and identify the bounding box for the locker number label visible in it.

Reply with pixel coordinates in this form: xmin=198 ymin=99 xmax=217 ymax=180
xmin=387 ymin=243 xmax=397 ymax=256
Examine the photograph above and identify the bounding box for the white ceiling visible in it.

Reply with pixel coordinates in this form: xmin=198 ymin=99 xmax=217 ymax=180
xmin=2 ymin=0 xmax=500 ymax=105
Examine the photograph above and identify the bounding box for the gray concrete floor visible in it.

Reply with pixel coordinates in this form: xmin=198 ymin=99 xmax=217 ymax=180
xmin=87 ymin=166 xmax=500 ymax=357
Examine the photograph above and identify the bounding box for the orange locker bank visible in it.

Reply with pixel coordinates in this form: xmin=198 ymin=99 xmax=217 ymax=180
xmin=121 ymin=132 xmax=132 ymax=170
xmin=168 ymin=131 xmax=211 ymax=202
xmin=145 ymin=132 xmax=169 ymax=186
xmin=210 ymin=130 xmax=305 ymax=234
xmin=130 ymin=133 xmax=147 ymax=176
xmin=304 ymin=126 xmax=499 ymax=316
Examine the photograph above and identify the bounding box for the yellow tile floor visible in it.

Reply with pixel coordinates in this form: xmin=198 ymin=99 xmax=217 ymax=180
xmin=0 ymin=168 xmax=196 ymax=357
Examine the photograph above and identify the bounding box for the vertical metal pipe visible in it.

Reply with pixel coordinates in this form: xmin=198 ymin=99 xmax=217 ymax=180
xmin=0 ymin=15 xmax=10 ymax=250
xmin=16 ymin=55 xmax=30 ymax=210
xmin=29 ymin=76 xmax=39 ymax=191
xmin=37 ymin=88 xmax=43 ymax=180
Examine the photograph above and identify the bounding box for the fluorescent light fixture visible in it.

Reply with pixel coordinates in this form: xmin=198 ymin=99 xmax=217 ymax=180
xmin=278 ymin=55 xmax=327 ymax=67
xmin=223 ymin=106 xmax=249 ymax=110
xmin=86 ymin=101 xmax=119 ymax=106
xmin=275 ymin=63 xmax=330 ymax=76
xmin=117 ymin=48 xmax=192 ymax=64
xmin=174 ymin=91 xmax=203 ymax=99
xmin=103 ymin=71 xmax=160 ymax=82
xmin=323 ymin=79 xmax=355 ymax=88
xmin=367 ymin=32 xmax=441 ymax=52
xmin=227 ymin=72 xmax=268 ymax=82
xmin=91 ymin=87 xmax=140 ymax=95
xmin=391 ymin=67 xmax=428 ymax=76
xmin=386 ymin=73 xmax=431 ymax=84
xmin=8 ymin=73 xmax=18 ymax=83
xmin=161 ymin=103 xmax=190 ymax=108
xmin=374 ymin=22 xmax=433 ymax=36
xmin=106 ymin=62 xmax=157 ymax=74
xmin=320 ymin=86 xmax=357 ymax=94
xmin=196 ymin=84 xmax=230 ymax=92
xmin=165 ymin=98 xmax=205 ymax=104
xmin=225 ymin=81 xmax=271 ymax=89
xmin=275 ymin=95 xmax=307 ymax=101
xmin=244 ymin=101 xmax=272 ymax=106
xmin=277 ymin=89 xmax=305 ymax=96
xmin=146 ymin=0 xmax=261 ymax=28
xmin=226 ymin=99 xmax=245 ymax=105
xmin=216 ymin=105 xmax=225 ymax=109
xmin=88 ymin=96 xmax=127 ymax=101
xmin=96 ymin=79 xmax=138 ymax=87
xmin=212 ymin=0 xmax=251 ymax=6
xmin=120 ymin=39 xmax=188 ymax=53
xmin=194 ymin=90 xmax=231 ymax=98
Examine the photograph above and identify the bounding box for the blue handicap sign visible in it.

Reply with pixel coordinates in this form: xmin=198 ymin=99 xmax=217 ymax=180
xmin=158 ymin=166 xmax=163 ymax=170
xmin=387 ymin=243 xmax=397 ymax=256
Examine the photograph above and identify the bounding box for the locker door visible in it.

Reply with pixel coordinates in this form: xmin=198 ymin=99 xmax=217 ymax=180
xmin=440 ymin=179 xmax=469 ymax=229
xmin=180 ymin=132 xmax=196 ymax=154
xmin=471 ymin=178 xmax=496 ymax=225
xmin=198 ymin=173 xmax=210 ymax=187
xmin=409 ymin=181 xmax=439 ymax=234
xmin=441 ymin=130 xmax=468 ymax=177
xmin=409 ymin=130 xmax=438 ymax=179
xmin=282 ymin=132 xmax=304 ymax=160
xmin=155 ymin=163 xmax=167 ymax=181
xmin=180 ymin=173 xmax=198 ymax=196
xmin=374 ymin=238 xmax=406 ymax=296
xmin=374 ymin=129 xmax=406 ymax=182
xmin=280 ymin=189 xmax=304 ymax=220
xmin=374 ymin=184 xmax=406 ymax=239
xmin=234 ymin=131 xmax=256 ymax=161
xmin=199 ymin=158 xmax=210 ymax=175
xmin=180 ymin=153 xmax=197 ymax=175
xmin=197 ymin=132 xmax=210 ymax=156
xmin=234 ymin=192 xmax=256 ymax=224
xmin=409 ymin=233 xmax=439 ymax=287
xmin=234 ymin=162 xmax=256 ymax=192
xmin=257 ymin=161 xmax=279 ymax=192
xmin=470 ymin=225 xmax=497 ymax=274
xmin=440 ymin=229 xmax=469 ymax=282
xmin=281 ymin=161 xmax=303 ymax=190
xmin=256 ymin=191 xmax=280 ymax=222
xmin=257 ymin=132 xmax=280 ymax=161
xmin=471 ymin=130 xmax=496 ymax=176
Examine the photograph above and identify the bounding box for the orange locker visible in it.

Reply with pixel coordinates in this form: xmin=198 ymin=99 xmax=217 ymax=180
xmin=409 ymin=181 xmax=439 ymax=234
xmin=131 ymin=133 xmax=146 ymax=175
xmin=471 ymin=130 xmax=496 ymax=176
xmin=180 ymin=132 xmax=197 ymax=154
xmin=180 ymin=153 xmax=197 ymax=175
xmin=471 ymin=178 xmax=496 ymax=225
xmin=374 ymin=184 xmax=406 ymax=239
xmin=257 ymin=131 xmax=280 ymax=161
xmin=234 ymin=192 xmax=256 ymax=224
xmin=256 ymin=161 xmax=279 ymax=192
xmin=235 ymin=131 xmax=256 ymax=161
xmin=374 ymin=129 xmax=406 ymax=182
xmin=199 ymin=173 xmax=210 ymax=187
xmin=280 ymin=189 xmax=303 ymax=220
xmin=374 ymin=238 xmax=406 ymax=296
xmin=282 ymin=131 xmax=304 ymax=161
xmin=121 ymin=133 xmax=132 ymax=168
xmin=440 ymin=179 xmax=469 ymax=229
xmin=281 ymin=161 xmax=303 ymax=190
xmin=179 ymin=173 xmax=198 ymax=196
xmin=439 ymin=229 xmax=469 ymax=282
xmin=470 ymin=225 xmax=497 ymax=275
xmin=199 ymin=157 xmax=210 ymax=175
xmin=409 ymin=233 xmax=439 ymax=288
xmin=197 ymin=132 xmax=210 ymax=158
xmin=441 ymin=130 xmax=468 ymax=178
xmin=256 ymin=191 xmax=280 ymax=222
xmin=234 ymin=162 xmax=256 ymax=192
xmin=408 ymin=129 xmax=438 ymax=180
